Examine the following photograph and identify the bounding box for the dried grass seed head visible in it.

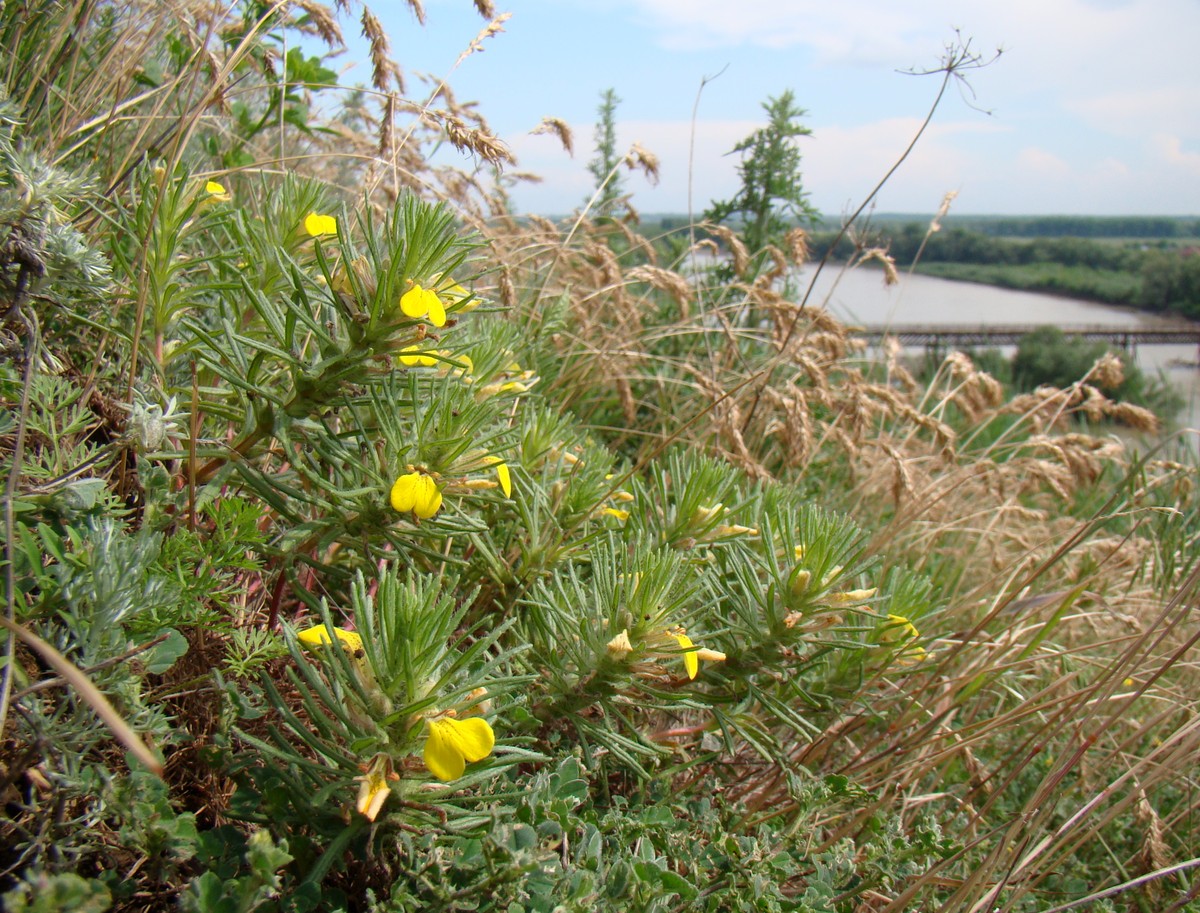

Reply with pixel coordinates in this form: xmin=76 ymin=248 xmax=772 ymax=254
xmin=361 ymin=7 xmax=404 ymax=92
xmin=624 ymin=141 xmax=660 ymax=185
xmin=530 ymin=116 xmax=574 ymax=156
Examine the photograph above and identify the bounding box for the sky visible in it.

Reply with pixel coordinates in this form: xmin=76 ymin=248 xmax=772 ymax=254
xmin=331 ymin=0 xmax=1200 ymax=217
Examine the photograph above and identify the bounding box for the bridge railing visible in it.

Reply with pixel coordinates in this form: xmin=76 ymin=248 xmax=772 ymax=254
xmin=856 ymin=324 xmax=1200 ymax=350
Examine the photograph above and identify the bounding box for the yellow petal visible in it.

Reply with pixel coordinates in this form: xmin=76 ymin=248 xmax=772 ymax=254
xmin=355 ymin=756 xmax=393 ymax=821
xmin=357 ymin=777 xmax=389 ymax=821
xmin=674 ymin=633 xmax=698 ymax=680
xmin=400 ymin=284 xmax=427 ymax=318
xmin=413 ymin=478 xmax=443 ymax=519
xmin=304 ymin=212 xmax=337 ymax=237
xmin=424 ymin=717 xmax=495 ymax=782
xmin=441 ymin=279 xmax=479 ymax=312
xmin=443 ymin=353 xmax=473 ymax=378
xmin=886 ymin=613 xmax=919 ymax=640
xmin=424 ymin=289 xmax=447 ymax=327
xmin=391 ymin=472 xmax=442 ymax=518
xmin=496 ymin=462 xmax=512 ymax=498
xmin=398 ymin=345 xmax=438 ymax=367
xmin=389 ymin=473 xmax=420 ymax=512
xmin=297 ymin=624 xmax=363 ymax=654
xmin=205 ymin=180 xmax=230 ymax=200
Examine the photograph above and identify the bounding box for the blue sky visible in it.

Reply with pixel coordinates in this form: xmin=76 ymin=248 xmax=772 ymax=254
xmin=330 ymin=0 xmax=1200 ymax=217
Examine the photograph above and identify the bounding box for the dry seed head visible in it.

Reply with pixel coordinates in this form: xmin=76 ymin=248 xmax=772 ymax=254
xmin=1078 ymin=384 xmax=1111 ymax=422
xmin=473 ymin=0 xmax=497 ymax=16
xmin=497 ymin=265 xmax=517 ymax=308
xmin=786 ymin=227 xmax=811 ymax=265
xmin=703 ymin=222 xmax=750 ymax=276
xmin=626 ymin=265 xmax=692 ymax=311
xmin=443 ymin=115 xmax=514 ymax=166
xmin=1107 ymin=401 xmax=1160 ymax=433
xmin=1136 ymin=789 xmax=1174 ymax=881
xmin=615 ymin=375 xmax=637 ymax=424
xmin=624 ymin=141 xmax=660 ymax=185
xmin=763 ymin=244 xmax=788 ymax=281
xmin=857 ymin=247 xmax=899 ymax=286
xmin=530 ymin=116 xmax=574 ymax=156
xmin=293 ymin=0 xmax=344 ymax=48
xmin=404 ymin=0 xmax=426 ymax=25
xmin=361 ymin=8 xmax=403 ymax=92
xmin=459 ymin=13 xmax=511 ymax=62
xmin=930 ymin=190 xmax=958 ymax=233
xmin=378 ymin=94 xmax=396 ymax=158
xmin=1090 ymin=351 xmax=1124 ymax=390
xmin=944 ymin=350 xmax=977 ymax=379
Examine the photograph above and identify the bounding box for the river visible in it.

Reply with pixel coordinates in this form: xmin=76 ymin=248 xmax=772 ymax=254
xmin=795 ymin=266 xmax=1200 ymax=433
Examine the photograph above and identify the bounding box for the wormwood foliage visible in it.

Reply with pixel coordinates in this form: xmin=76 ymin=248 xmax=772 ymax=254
xmin=2 ymin=5 xmax=1200 ymax=913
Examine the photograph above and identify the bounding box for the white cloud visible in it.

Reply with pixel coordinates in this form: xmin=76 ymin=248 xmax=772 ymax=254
xmin=1151 ymin=134 xmax=1200 ymax=175
xmin=1069 ymin=88 xmax=1200 ymax=141
xmin=1017 ymin=146 xmax=1071 ymax=177
xmin=623 ymin=0 xmax=939 ymax=62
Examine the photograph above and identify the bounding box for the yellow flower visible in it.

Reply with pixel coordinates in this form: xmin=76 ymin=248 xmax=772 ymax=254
xmin=789 ymin=569 xmax=812 ymax=598
xmin=204 ymin=180 xmax=231 ymax=202
xmin=880 ymin=614 xmax=926 ymax=665
xmin=827 ymin=587 xmax=877 ymax=605
xmin=297 ymin=623 xmax=364 ymax=655
xmin=398 ymin=345 xmax=439 ymax=367
xmin=423 ymin=716 xmax=495 ymax=782
xmin=884 ymin=614 xmax=920 ymax=642
xmin=480 ymin=456 xmax=512 ymax=498
xmin=399 ymin=283 xmax=447 ymax=328
xmin=355 ymin=754 xmax=396 ymax=821
xmin=390 ymin=472 xmax=443 ymax=519
xmin=672 ymin=632 xmax=729 ymax=680
xmin=710 ymin=524 xmax=759 ymax=538
xmin=437 ymin=276 xmax=480 ymax=313
xmin=606 ymin=627 xmax=724 ymax=679
xmin=434 ymin=352 xmax=472 ymax=380
xmin=601 ymin=507 xmax=629 ymax=521
xmin=304 ymin=211 xmax=338 ymax=237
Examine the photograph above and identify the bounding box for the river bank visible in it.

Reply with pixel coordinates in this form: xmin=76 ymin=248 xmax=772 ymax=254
xmin=799 ymin=266 xmax=1200 ymax=434
xmin=912 ymin=261 xmax=1144 ymax=310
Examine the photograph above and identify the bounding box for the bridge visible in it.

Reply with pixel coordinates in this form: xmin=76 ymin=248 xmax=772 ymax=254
xmin=857 ymin=324 xmax=1200 ymax=355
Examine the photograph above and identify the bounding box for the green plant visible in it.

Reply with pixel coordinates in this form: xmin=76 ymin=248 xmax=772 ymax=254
xmin=585 ymin=88 xmax=626 ymax=219
xmin=704 ymin=89 xmax=818 ymax=268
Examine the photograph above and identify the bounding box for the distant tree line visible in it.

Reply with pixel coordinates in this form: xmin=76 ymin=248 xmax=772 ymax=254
xmin=937 ymin=215 xmax=1200 ymax=239
xmin=811 ymin=214 xmax=1200 ymax=239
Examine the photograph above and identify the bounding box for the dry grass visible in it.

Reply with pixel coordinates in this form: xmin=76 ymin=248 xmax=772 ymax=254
xmin=475 ymin=204 xmax=1200 ymax=909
